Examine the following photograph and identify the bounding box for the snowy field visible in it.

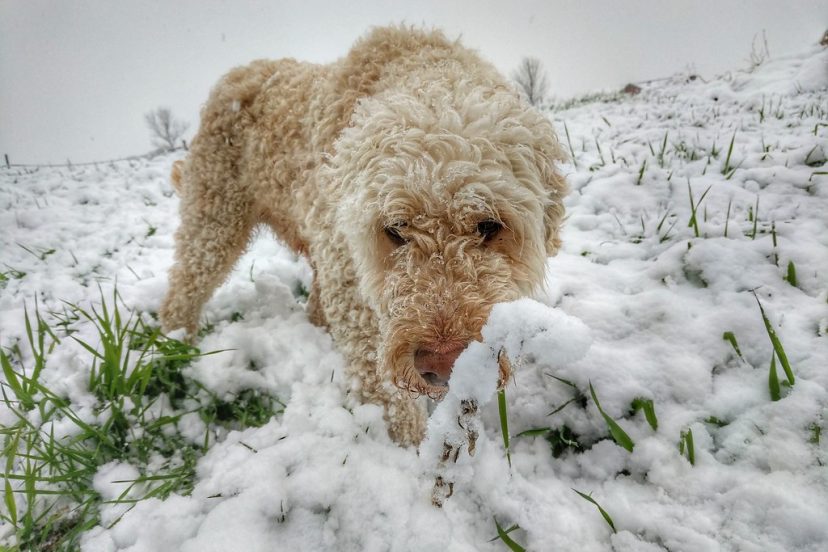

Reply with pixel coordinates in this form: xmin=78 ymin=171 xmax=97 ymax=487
xmin=1 ymin=45 xmax=827 ymax=551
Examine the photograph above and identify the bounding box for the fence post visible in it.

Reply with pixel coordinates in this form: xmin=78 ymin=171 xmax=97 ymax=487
xmin=4 ymin=154 xmax=9 ymax=168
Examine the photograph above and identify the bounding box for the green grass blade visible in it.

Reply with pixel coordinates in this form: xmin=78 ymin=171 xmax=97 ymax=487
xmin=497 ymin=389 xmax=511 ymax=468
xmin=722 ymin=130 xmax=736 ymax=174
xmin=547 ymin=396 xmax=578 ymax=417
xmin=4 ymin=477 xmax=17 ymax=526
xmin=544 ymin=373 xmax=578 ymax=389
xmin=768 ymin=353 xmax=781 ymax=401
xmin=753 ymin=292 xmax=794 ymax=385
xmin=589 ymin=382 xmax=634 ymax=452
xmin=685 ymin=429 xmax=695 ymax=465
xmin=494 ymin=518 xmax=526 ymax=552
xmin=515 ymin=427 xmax=551 ymax=438
xmin=722 ymin=331 xmax=743 ymax=358
xmin=572 ymin=489 xmax=617 ymax=533
xmin=1 ymin=350 xmax=34 ymax=410
xmin=631 ymin=398 xmax=658 ymax=431
xmin=785 ymin=261 xmax=797 ymax=287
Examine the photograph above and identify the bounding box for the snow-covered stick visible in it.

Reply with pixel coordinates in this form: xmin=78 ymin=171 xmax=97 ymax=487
xmin=421 ymin=299 xmax=591 ymax=507
xmin=428 ymin=349 xmax=511 ymax=507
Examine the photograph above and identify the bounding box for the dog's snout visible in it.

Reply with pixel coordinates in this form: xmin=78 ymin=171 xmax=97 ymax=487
xmin=414 ymin=343 xmax=467 ymax=387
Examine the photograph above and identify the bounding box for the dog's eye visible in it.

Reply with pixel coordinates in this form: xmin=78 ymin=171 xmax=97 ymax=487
xmin=384 ymin=225 xmax=408 ymax=246
xmin=477 ymin=220 xmax=502 ymax=242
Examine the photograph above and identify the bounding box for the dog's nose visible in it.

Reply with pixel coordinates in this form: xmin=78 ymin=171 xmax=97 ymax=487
xmin=414 ymin=343 xmax=467 ymax=387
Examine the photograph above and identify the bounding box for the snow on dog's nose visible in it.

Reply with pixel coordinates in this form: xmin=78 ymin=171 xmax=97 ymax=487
xmin=414 ymin=342 xmax=467 ymax=387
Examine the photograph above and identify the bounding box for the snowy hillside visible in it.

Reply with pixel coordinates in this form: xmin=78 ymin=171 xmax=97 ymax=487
xmin=1 ymin=45 xmax=827 ymax=551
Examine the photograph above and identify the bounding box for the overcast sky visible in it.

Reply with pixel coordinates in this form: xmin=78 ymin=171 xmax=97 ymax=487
xmin=1 ymin=0 xmax=825 ymax=164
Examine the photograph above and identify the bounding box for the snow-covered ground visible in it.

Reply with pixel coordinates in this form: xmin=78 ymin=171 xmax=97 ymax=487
xmin=1 ymin=45 xmax=827 ymax=551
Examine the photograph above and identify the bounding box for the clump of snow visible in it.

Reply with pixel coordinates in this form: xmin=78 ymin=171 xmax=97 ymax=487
xmin=421 ymin=299 xmax=591 ymax=505
xmin=92 ymin=462 xmax=143 ymax=527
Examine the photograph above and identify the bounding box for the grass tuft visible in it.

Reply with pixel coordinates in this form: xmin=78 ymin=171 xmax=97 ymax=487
xmin=0 ymin=291 xmax=281 ymax=550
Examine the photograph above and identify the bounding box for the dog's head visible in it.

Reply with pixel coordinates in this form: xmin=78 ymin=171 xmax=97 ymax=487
xmin=328 ymin=82 xmax=567 ymax=398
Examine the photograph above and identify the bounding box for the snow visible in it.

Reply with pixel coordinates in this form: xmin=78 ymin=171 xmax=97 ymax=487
xmin=1 ymin=45 xmax=827 ymax=551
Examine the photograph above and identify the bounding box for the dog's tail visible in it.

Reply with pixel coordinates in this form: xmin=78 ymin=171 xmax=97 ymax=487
xmin=170 ymin=160 xmax=185 ymax=195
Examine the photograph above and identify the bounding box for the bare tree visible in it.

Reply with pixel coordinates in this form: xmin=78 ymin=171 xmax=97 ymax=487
xmin=512 ymin=57 xmax=549 ymax=107
xmin=746 ymin=30 xmax=770 ymax=72
xmin=145 ymin=107 xmax=189 ymax=152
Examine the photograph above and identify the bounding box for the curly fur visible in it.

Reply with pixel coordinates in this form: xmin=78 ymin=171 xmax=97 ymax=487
xmin=160 ymin=26 xmax=568 ymax=446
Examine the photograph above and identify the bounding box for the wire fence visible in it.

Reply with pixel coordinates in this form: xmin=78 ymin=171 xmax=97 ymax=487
xmin=3 ymin=147 xmax=187 ymax=170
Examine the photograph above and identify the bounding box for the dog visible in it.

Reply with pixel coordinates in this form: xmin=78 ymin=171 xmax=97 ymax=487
xmin=160 ymin=25 xmax=568 ymax=445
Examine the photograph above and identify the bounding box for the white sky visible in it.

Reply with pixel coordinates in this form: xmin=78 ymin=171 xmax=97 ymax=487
xmin=1 ymin=0 xmax=825 ymax=164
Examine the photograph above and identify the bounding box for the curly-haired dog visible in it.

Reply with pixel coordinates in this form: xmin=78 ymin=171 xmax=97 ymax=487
xmin=160 ymin=26 xmax=567 ymax=446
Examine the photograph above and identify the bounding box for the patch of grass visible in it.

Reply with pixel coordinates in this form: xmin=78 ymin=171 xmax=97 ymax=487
xmin=545 ymin=426 xmax=584 ymax=458
xmin=292 ymin=281 xmax=310 ymax=301
xmin=1 ymin=266 xmax=27 ymax=289
xmin=514 ymin=375 xmax=587 ymax=458
xmin=572 ymin=489 xmax=616 ymax=533
xmin=0 ymin=290 xmax=281 ymax=550
xmin=589 ymin=382 xmax=635 ymax=452
xmin=550 ymin=90 xmax=622 ymax=111
xmin=679 ymin=428 xmax=695 ymax=465
xmin=203 ymin=389 xmax=284 ymax=430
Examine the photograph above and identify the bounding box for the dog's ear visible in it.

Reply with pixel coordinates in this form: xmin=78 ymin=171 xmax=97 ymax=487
xmin=541 ymin=165 xmax=567 ymax=256
xmin=531 ymin=127 xmax=568 ymax=257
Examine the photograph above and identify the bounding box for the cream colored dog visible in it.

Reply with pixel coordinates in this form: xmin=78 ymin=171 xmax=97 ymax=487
xmin=160 ymin=26 xmax=567 ymax=445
